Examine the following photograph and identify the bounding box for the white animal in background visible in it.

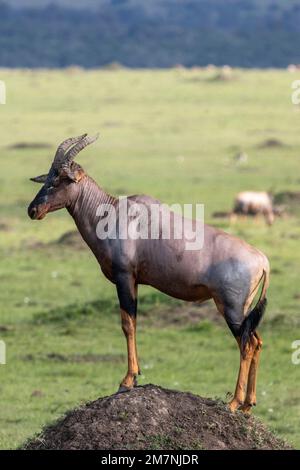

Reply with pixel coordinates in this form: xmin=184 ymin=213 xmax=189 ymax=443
xmin=232 ymin=191 xmax=274 ymax=225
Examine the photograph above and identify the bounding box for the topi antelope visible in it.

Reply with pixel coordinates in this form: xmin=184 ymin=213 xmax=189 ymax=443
xmin=28 ymin=134 xmax=270 ymax=413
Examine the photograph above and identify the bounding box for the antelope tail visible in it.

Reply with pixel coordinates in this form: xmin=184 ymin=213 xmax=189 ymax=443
xmin=240 ymin=270 xmax=268 ymax=353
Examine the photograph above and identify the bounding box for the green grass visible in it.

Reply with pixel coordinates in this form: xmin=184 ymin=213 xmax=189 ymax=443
xmin=0 ymin=67 xmax=300 ymax=449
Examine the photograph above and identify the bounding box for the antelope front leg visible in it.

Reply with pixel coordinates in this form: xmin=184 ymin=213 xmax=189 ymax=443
xmin=119 ymin=310 xmax=139 ymax=391
xmin=115 ymin=275 xmax=139 ymax=392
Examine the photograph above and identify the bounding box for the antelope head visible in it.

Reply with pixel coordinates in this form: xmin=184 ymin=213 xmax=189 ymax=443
xmin=28 ymin=133 xmax=98 ymax=220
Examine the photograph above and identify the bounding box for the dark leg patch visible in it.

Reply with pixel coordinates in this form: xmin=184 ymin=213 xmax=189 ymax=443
xmin=115 ymin=274 xmax=137 ymax=317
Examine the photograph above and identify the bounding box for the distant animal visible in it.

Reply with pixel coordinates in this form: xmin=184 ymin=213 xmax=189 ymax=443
xmin=232 ymin=191 xmax=274 ymax=225
xmin=28 ymin=134 xmax=270 ymax=414
xmin=234 ymin=152 xmax=248 ymax=165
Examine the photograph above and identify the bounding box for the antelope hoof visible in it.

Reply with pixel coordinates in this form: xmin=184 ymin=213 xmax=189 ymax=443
xmin=117 ymin=385 xmax=132 ymax=394
xmin=117 ymin=375 xmax=138 ymax=393
xmin=240 ymin=402 xmax=255 ymax=414
xmin=228 ymin=398 xmax=243 ymax=413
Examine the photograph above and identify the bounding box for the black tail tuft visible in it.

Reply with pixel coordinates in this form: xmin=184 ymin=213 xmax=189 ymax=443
xmin=240 ymin=298 xmax=267 ymax=353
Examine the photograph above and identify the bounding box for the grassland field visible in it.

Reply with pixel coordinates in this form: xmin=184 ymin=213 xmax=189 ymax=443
xmin=0 ymin=67 xmax=300 ymax=449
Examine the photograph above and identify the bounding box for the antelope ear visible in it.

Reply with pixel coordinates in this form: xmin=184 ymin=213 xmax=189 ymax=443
xmin=71 ymin=168 xmax=85 ymax=183
xmin=61 ymin=167 xmax=85 ymax=183
xmin=30 ymin=174 xmax=48 ymax=183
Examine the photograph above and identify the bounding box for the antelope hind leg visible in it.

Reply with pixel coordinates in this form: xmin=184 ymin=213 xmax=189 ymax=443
xmin=228 ymin=339 xmax=254 ymax=412
xmin=240 ymin=332 xmax=262 ymax=413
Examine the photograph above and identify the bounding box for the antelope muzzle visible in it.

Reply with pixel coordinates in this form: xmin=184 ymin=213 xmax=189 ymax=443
xmin=28 ymin=190 xmax=50 ymax=220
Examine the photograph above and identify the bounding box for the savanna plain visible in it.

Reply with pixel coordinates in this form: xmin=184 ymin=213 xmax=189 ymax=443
xmin=0 ymin=67 xmax=300 ymax=448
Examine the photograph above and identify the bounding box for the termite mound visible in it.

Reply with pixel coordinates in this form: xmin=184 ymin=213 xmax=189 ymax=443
xmin=23 ymin=384 xmax=291 ymax=450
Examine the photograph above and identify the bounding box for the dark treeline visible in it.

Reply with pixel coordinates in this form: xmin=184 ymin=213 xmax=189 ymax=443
xmin=0 ymin=0 xmax=300 ymax=68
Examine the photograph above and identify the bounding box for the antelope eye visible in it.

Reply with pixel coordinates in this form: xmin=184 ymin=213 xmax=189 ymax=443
xmin=52 ymin=177 xmax=60 ymax=187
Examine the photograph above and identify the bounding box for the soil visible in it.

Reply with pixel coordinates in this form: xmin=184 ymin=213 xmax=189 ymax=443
xmin=8 ymin=142 xmax=52 ymax=150
xmin=258 ymin=138 xmax=286 ymax=148
xmin=25 ymin=231 xmax=87 ymax=251
xmin=274 ymin=191 xmax=300 ymax=205
xmin=54 ymin=230 xmax=86 ymax=250
xmin=24 ymin=384 xmax=291 ymax=450
xmin=274 ymin=191 xmax=300 ymax=215
xmin=212 ymin=211 xmax=231 ymax=219
xmin=0 ymin=221 xmax=11 ymax=232
xmin=22 ymin=352 xmax=126 ymax=364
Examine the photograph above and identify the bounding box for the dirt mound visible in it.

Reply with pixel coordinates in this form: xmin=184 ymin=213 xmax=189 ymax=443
xmin=0 ymin=221 xmax=11 ymax=232
xmin=54 ymin=231 xmax=86 ymax=250
xmin=24 ymin=231 xmax=86 ymax=251
xmin=8 ymin=142 xmax=52 ymax=150
xmin=212 ymin=211 xmax=231 ymax=219
xmin=274 ymin=191 xmax=300 ymax=204
xmin=24 ymin=385 xmax=290 ymax=450
xmin=258 ymin=138 xmax=286 ymax=148
xmin=141 ymin=301 xmax=222 ymax=328
xmin=274 ymin=191 xmax=300 ymax=215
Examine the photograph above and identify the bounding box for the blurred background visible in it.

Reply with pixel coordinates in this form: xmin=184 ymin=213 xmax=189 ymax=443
xmin=1 ymin=0 xmax=300 ymax=68
xmin=0 ymin=0 xmax=300 ymax=450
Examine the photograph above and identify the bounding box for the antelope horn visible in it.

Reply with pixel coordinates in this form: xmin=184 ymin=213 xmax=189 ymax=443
xmin=52 ymin=134 xmax=87 ymax=170
xmin=62 ymin=133 xmax=99 ymax=169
